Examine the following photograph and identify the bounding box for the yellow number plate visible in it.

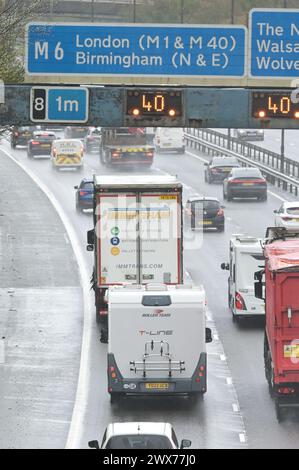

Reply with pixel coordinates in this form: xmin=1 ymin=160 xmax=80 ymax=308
xmin=160 ymin=196 xmax=177 ymax=200
xmin=243 ymin=183 xmax=254 ymax=186
xmin=145 ymin=383 xmax=169 ymax=390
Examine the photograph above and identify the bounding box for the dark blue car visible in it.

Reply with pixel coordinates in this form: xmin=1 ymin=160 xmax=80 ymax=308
xmin=75 ymin=179 xmax=94 ymax=212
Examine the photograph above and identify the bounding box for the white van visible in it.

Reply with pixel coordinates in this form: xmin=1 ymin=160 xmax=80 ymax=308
xmin=154 ymin=128 xmax=185 ymax=153
xmin=221 ymin=236 xmax=265 ymax=321
xmin=51 ymin=138 xmax=84 ymax=171
xmin=107 ymin=284 xmax=212 ymax=402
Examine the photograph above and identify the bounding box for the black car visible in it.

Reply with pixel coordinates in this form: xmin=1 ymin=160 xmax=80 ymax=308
xmin=184 ymin=196 xmax=225 ymax=232
xmin=84 ymin=127 xmax=102 ymax=152
xmin=27 ymin=131 xmax=57 ymax=158
xmin=74 ymin=179 xmax=94 ymax=212
xmin=64 ymin=126 xmax=88 ymax=140
xmin=204 ymin=157 xmax=240 ymax=183
xmin=223 ymin=167 xmax=267 ymax=201
xmin=11 ymin=126 xmax=36 ymax=148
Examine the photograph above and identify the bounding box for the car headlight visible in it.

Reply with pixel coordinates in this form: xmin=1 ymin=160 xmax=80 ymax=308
xmin=258 ymin=130 xmax=264 ymax=134
xmin=239 ymin=130 xmax=245 ymax=134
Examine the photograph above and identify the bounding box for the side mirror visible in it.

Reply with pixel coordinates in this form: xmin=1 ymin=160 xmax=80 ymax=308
xmin=88 ymin=440 xmax=100 ymax=449
xmin=204 ymin=162 xmax=208 ymax=166
xmin=87 ymin=245 xmax=94 ymax=252
xmin=205 ymin=327 xmax=213 ymax=343
xmin=221 ymin=205 xmax=226 ymax=209
xmin=273 ymin=210 xmax=278 ymax=214
xmin=180 ymin=439 xmax=192 ymax=449
xmin=254 ymin=281 xmax=263 ymax=300
xmin=87 ymin=229 xmax=95 ymax=245
xmin=221 ymin=263 xmax=229 ymax=271
xmin=74 ymin=185 xmax=78 ymax=190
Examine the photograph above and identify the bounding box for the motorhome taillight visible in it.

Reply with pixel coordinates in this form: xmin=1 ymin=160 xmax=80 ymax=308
xmin=278 ymin=387 xmax=295 ymax=395
xmin=235 ymin=292 xmax=247 ymax=311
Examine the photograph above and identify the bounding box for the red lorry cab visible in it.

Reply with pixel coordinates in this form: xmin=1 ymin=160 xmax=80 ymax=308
xmin=258 ymin=229 xmax=299 ymax=421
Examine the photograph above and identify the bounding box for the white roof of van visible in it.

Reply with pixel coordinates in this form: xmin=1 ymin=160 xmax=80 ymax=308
xmin=94 ymin=174 xmax=182 ymax=189
xmin=232 ymin=236 xmax=263 ymax=251
xmin=108 ymin=284 xmax=205 ymax=304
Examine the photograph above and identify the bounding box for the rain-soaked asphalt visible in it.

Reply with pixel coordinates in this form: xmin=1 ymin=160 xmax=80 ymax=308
xmin=0 ymin=151 xmax=83 ymax=448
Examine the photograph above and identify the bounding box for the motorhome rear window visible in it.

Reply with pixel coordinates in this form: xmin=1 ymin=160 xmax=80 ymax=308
xmin=142 ymin=296 xmax=172 ymax=307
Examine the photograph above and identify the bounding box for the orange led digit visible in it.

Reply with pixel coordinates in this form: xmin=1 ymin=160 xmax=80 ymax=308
xmin=280 ymin=97 xmax=290 ymax=114
xmin=154 ymin=95 xmax=165 ymax=112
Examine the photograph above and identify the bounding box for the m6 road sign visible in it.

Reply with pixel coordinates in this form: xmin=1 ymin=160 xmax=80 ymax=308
xmin=30 ymin=87 xmax=89 ymax=123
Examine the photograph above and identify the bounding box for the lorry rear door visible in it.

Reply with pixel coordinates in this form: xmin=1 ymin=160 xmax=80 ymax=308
xmin=139 ymin=193 xmax=182 ymax=284
xmin=275 ymin=272 xmax=299 ymax=377
xmin=96 ymin=193 xmax=139 ymax=284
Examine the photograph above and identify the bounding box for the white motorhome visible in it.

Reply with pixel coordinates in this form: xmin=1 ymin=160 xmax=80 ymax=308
xmin=154 ymin=128 xmax=185 ymax=153
xmin=221 ymin=236 xmax=265 ymax=321
xmin=107 ymin=284 xmax=212 ymax=402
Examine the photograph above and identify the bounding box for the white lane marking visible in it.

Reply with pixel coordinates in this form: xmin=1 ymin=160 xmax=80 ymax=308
xmin=220 ymin=354 xmax=226 ymax=361
xmin=213 ymin=333 xmax=219 ymax=341
xmin=186 ymin=150 xmax=209 ymax=164
xmin=64 ymin=233 xmax=70 ymax=245
xmin=0 ymin=147 xmax=92 ymax=449
xmin=207 ymin=309 xmax=247 ymax=446
xmin=239 ymin=433 xmax=246 ymax=444
xmin=0 ymin=339 xmax=5 ymax=364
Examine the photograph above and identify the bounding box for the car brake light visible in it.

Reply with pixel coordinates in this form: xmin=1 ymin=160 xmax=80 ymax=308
xmin=217 ymin=208 xmax=224 ymax=217
xmin=146 ymin=152 xmax=153 ymax=158
xmin=79 ymin=190 xmax=88 ymax=196
xmin=14 ymin=132 xmax=19 ymax=136
xmin=31 ymin=141 xmax=40 ymax=145
xmin=235 ymin=292 xmax=247 ymax=311
xmin=112 ymin=152 xmax=121 ymax=158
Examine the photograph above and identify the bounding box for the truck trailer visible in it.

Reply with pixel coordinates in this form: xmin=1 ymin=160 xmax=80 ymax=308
xmin=255 ymin=227 xmax=299 ymax=420
xmin=99 ymin=128 xmax=155 ymax=167
xmin=87 ymin=174 xmax=184 ymax=342
xmin=107 ymin=284 xmax=212 ymax=402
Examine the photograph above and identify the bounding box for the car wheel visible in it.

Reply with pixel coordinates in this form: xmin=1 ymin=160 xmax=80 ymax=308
xmin=27 ymin=151 xmax=32 ymax=159
xmin=76 ymin=202 xmax=82 ymax=213
xmin=11 ymin=141 xmax=16 ymax=149
xmin=227 ymin=191 xmax=232 ymax=202
xmin=218 ymin=225 xmax=225 ymax=232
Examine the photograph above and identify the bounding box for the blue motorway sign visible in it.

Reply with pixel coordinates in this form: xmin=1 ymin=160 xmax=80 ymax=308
xmin=250 ymin=9 xmax=299 ymax=78
xmin=30 ymin=86 xmax=89 ymax=123
xmin=26 ymin=23 xmax=246 ymax=78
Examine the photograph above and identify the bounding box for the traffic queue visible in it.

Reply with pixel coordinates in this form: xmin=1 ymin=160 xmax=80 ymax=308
xmin=6 ymin=124 xmax=299 ymax=446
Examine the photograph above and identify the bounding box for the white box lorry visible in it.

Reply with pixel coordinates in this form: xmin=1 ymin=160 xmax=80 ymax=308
xmin=221 ymin=235 xmax=265 ymax=321
xmin=87 ymin=174 xmax=183 ymax=342
xmin=107 ymin=284 xmax=212 ymax=401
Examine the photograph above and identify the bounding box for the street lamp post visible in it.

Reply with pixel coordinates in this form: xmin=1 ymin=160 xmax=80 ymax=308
xmin=228 ymin=0 xmax=235 ymax=150
xmin=280 ymin=129 xmax=285 ymax=177
xmin=91 ymin=0 xmax=95 ymax=23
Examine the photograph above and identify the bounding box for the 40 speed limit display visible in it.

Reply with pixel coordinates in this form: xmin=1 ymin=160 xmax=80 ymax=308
xmin=30 ymin=86 xmax=89 ymax=123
